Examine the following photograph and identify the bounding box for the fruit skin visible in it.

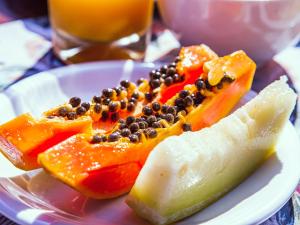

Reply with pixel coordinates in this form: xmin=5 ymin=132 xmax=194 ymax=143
xmin=38 ymin=51 xmax=256 ymax=199
xmin=126 ymin=77 xmax=297 ymax=225
xmin=0 ymin=114 xmax=92 ymax=170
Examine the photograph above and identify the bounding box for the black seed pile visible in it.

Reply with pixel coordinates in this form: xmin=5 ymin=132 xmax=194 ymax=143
xmin=61 ymin=78 xmax=150 ymax=121
xmin=101 ymin=102 xmax=185 ymax=143
xmin=88 ymin=69 xmax=233 ymax=144
xmin=147 ymin=59 xmax=183 ymax=90
xmin=60 ymin=57 xmax=235 ymax=144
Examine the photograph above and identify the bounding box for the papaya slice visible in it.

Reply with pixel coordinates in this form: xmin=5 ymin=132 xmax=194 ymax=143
xmin=0 ymin=114 xmax=92 ymax=170
xmin=38 ymin=50 xmax=256 ymax=199
xmin=0 ymin=45 xmax=217 ymax=170
xmin=158 ymin=44 xmax=218 ymax=103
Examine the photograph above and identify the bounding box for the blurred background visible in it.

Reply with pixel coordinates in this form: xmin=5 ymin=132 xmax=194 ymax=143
xmin=0 ymin=0 xmax=47 ymax=19
xmin=0 ymin=0 xmax=299 ymax=90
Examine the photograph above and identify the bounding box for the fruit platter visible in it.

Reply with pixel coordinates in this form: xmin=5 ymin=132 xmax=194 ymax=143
xmin=0 ymin=45 xmax=300 ymax=225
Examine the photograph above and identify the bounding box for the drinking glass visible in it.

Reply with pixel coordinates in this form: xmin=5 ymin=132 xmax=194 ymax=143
xmin=48 ymin=0 xmax=154 ymax=63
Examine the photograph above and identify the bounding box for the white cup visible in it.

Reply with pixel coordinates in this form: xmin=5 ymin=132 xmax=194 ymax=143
xmin=158 ymin=0 xmax=300 ymax=66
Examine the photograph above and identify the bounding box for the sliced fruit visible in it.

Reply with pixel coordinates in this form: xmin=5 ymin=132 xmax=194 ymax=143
xmin=0 ymin=114 xmax=92 ymax=170
xmin=126 ymin=77 xmax=297 ymax=225
xmin=0 ymin=45 xmax=216 ymax=170
xmin=159 ymin=44 xmax=218 ymax=103
xmin=38 ymin=50 xmax=256 ymax=199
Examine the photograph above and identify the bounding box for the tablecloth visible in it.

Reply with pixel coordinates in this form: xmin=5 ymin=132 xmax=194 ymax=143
xmin=0 ymin=11 xmax=300 ymax=225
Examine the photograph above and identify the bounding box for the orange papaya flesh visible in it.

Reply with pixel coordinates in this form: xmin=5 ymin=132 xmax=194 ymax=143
xmin=38 ymin=50 xmax=256 ymax=199
xmin=167 ymin=50 xmax=256 ymax=131
xmin=159 ymin=44 xmax=218 ymax=103
xmin=39 ymin=121 xmax=184 ymax=199
xmin=0 ymin=45 xmax=216 ymax=171
xmin=184 ymin=64 xmax=254 ymax=131
xmin=0 ymin=114 xmax=92 ymax=170
xmin=40 ymin=137 xmax=146 ymax=198
xmin=91 ymin=101 xmax=144 ymax=132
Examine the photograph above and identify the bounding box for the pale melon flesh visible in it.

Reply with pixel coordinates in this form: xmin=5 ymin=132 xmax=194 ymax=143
xmin=126 ymin=77 xmax=297 ymax=225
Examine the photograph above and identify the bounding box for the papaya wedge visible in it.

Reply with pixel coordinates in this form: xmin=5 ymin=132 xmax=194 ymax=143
xmin=0 ymin=45 xmax=217 ymax=170
xmin=0 ymin=114 xmax=92 ymax=170
xmin=158 ymin=44 xmax=218 ymax=103
xmin=38 ymin=50 xmax=256 ymax=199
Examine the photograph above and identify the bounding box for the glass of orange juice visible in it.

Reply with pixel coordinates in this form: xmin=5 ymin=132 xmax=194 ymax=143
xmin=48 ymin=0 xmax=154 ymax=63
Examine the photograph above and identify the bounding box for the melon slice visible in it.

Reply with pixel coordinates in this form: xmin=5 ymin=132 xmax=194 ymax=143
xmin=126 ymin=77 xmax=297 ymax=225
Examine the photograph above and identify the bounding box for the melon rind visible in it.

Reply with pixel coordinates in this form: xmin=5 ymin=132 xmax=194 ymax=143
xmin=126 ymin=76 xmax=297 ymax=225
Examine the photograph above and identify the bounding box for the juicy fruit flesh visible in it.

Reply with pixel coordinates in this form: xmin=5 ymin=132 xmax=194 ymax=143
xmin=185 ymin=67 xmax=253 ymax=131
xmin=159 ymin=45 xmax=218 ymax=103
xmin=0 ymin=45 xmax=218 ymax=171
xmin=40 ymin=135 xmax=147 ymax=198
xmin=0 ymin=114 xmax=92 ymax=170
xmin=38 ymin=51 xmax=255 ymax=199
xmin=0 ymin=45 xmax=256 ymax=200
xmin=204 ymin=50 xmax=255 ymax=86
xmin=126 ymin=77 xmax=297 ymax=225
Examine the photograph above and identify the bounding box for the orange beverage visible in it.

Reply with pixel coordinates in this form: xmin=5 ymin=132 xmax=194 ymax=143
xmin=48 ymin=0 xmax=154 ymax=63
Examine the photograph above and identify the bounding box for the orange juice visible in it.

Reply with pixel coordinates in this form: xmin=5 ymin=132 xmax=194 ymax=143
xmin=49 ymin=0 xmax=153 ymax=43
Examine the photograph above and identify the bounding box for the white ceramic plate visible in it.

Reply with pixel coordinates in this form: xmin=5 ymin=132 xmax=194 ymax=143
xmin=0 ymin=61 xmax=300 ymax=225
